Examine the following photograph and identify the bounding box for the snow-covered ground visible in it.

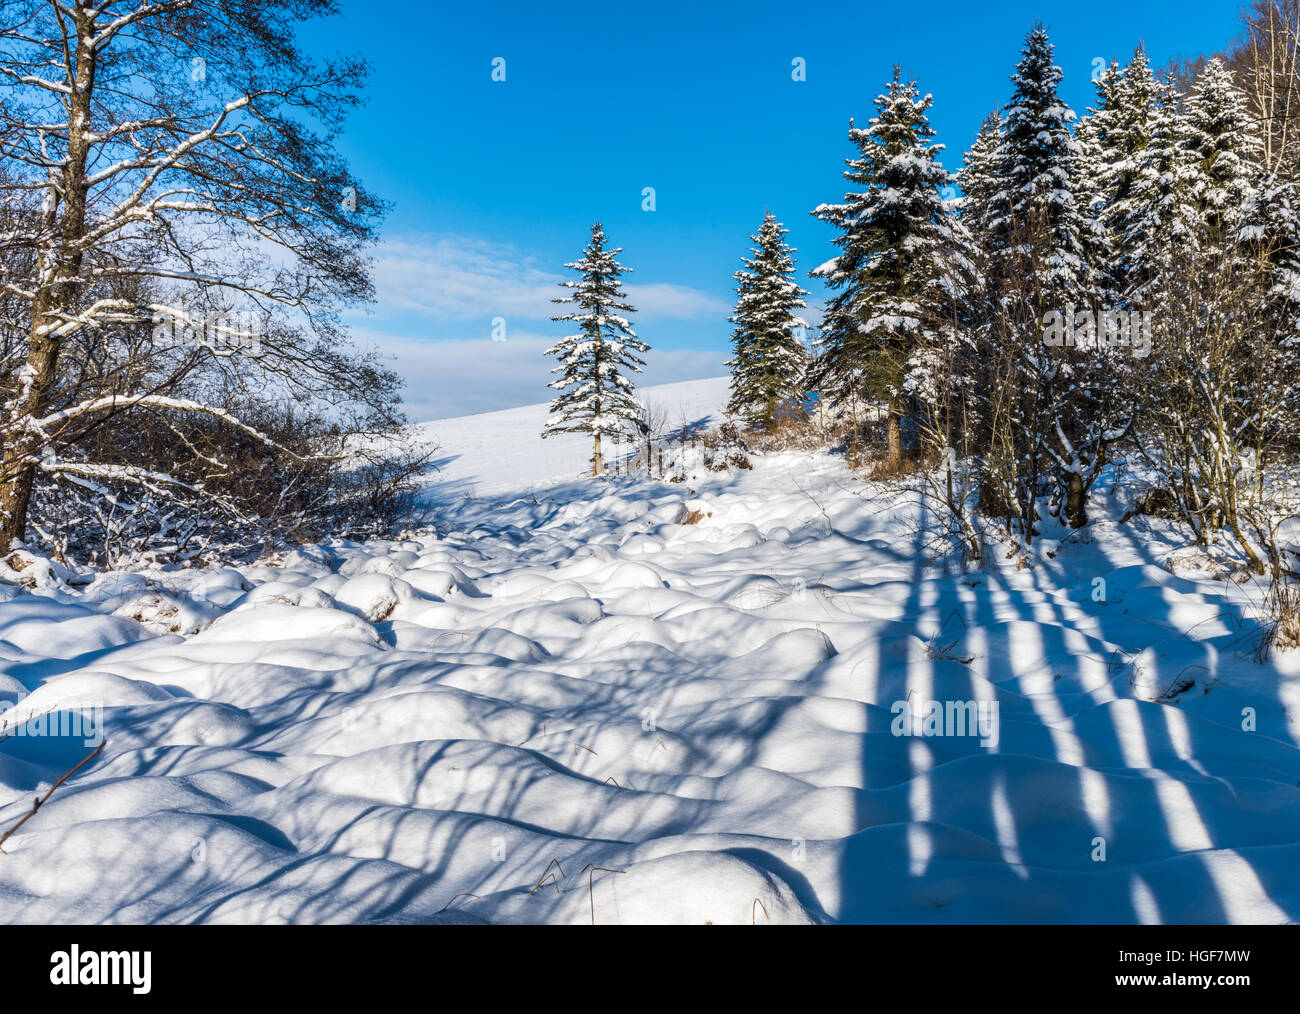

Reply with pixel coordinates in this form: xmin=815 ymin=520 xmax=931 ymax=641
xmin=2 ymin=385 xmax=1300 ymax=924
xmin=414 ymin=376 xmax=729 ymax=496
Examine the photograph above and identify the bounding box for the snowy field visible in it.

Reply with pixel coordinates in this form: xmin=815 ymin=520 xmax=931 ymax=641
xmin=2 ymin=379 xmax=1300 ymax=923
xmin=415 ymin=377 xmax=730 ymax=496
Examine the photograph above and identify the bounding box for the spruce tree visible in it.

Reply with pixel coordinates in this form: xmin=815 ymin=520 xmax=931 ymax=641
xmin=1237 ymin=174 xmax=1300 ymax=432
xmin=1182 ymin=57 xmax=1262 ymax=249
xmin=1119 ymin=69 xmax=1198 ymax=311
xmin=726 ymin=212 xmax=810 ymax=425
xmin=958 ymin=111 xmax=1004 ymax=234
xmin=983 ymin=25 xmax=1117 ymax=531
xmin=955 ymin=109 xmax=1004 ymax=354
xmin=1083 ymin=51 xmax=1162 ymax=305
xmin=941 ymin=110 xmax=1006 ymax=445
xmin=810 ymin=66 xmax=958 ymax=465
xmin=543 ymin=223 xmax=649 ymax=476
xmin=1239 ymin=174 xmax=1300 ymax=351
xmin=986 ymin=23 xmax=1096 ymax=314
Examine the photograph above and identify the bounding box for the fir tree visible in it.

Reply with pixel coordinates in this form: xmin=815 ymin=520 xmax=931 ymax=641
xmin=543 ymin=223 xmax=649 ymax=476
xmin=1118 ymin=69 xmax=1198 ymax=310
xmin=726 ymin=212 xmax=810 ymax=425
xmin=1082 ymin=51 xmax=1162 ymax=305
xmin=810 ymin=67 xmax=958 ymax=465
xmin=1238 ymin=173 xmax=1300 ymax=351
xmin=1182 ymin=57 xmax=1262 ymax=248
xmin=934 ymin=110 xmax=1006 ymax=446
xmin=1071 ymin=111 xmax=1118 ymax=309
xmin=986 ymin=23 xmax=1096 ymax=314
xmin=954 ymin=109 xmax=1004 ymax=352
xmin=983 ymin=25 xmax=1121 ymax=531
xmin=1237 ymin=176 xmax=1300 ymax=434
xmin=957 ymin=110 xmax=1004 ymax=233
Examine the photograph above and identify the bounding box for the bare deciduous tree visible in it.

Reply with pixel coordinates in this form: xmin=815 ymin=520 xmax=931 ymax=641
xmin=0 ymin=0 xmax=394 ymax=550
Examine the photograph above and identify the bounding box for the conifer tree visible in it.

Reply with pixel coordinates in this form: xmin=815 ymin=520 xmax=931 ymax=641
xmin=954 ymin=109 xmax=1004 ymax=360
xmin=1083 ymin=52 xmax=1162 ymax=305
xmin=1182 ymin=57 xmax=1262 ymax=249
xmin=726 ymin=213 xmax=810 ymax=425
xmin=986 ymin=24 xmax=1097 ymax=314
xmin=983 ymin=25 xmax=1121 ymax=531
xmin=1237 ymin=174 xmax=1300 ymax=431
xmin=958 ymin=111 xmax=1004 ymax=234
xmin=1239 ymin=174 xmax=1300 ymax=350
xmin=810 ymin=67 xmax=958 ymax=465
xmin=1118 ymin=69 xmax=1198 ymax=310
xmin=543 ymin=223 xmax=649 ymax=476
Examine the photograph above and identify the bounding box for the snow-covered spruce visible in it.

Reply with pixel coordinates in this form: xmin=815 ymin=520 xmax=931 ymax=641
xmin=983 ymin=23 xmax=1098 ymax=313
xmin=1081 ymin=48 xmax=1192 ymax=310
xmin=1182 ymin=57 xmax=1261 ymax=252
xmin=964 ymin=24 xmax=1129 ymax=533
xmin=725 ymin=212 xmax=809 ymax=426
xmin=543 ymin=223 xmax=650 ymax=477
xmin=810 ymin=67 xmax=961 ymax=465
xmin=1238 ymin=173 xmax=1300 ymax=362
xmin=956 ymin=110 xmax=1003 ymax=238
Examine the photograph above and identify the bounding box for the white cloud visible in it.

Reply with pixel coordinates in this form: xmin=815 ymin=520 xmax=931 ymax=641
xmin=626 ymin=283 xmax=731 ymax=320
xmin=371 ymin=235 xmax=561 ymax=321
xmin=369 ymin=233 xmax=730 ymax=325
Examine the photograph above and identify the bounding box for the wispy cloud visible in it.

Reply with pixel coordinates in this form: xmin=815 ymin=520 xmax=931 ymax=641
xmin=352 ymin=232 xmax=732 ymax=420
xmin=626 ymin=282 xmax=731 ymax=320
xmin=370 ymin=235 xmax=561 ymax=321
xmin=368 ymin=233 xmax=729 ymax=325
xmin=355 ymin=328 xmax=726 ymax=422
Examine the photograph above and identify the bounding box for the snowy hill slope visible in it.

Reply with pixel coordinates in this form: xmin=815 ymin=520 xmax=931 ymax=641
xmin=1 ymin=426 xmax=1300 ymax=923
xmin=412 ymin=376 xmax=730 ymax=497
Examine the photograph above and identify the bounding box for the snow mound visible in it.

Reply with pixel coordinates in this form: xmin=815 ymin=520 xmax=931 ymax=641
xmin=3 ymin=445 xmax=1300 ymax=923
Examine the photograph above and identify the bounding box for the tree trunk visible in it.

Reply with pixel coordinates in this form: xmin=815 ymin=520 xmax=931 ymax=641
xmin=592 ymin=433 xmax=603 ymax=477
xmin=1065 ymin=472 xmax=1088 ymax=529
xmin=0 ymin=15 xmax=96 ymax=552
xmin=0 ymin=333 xmax=61 ymax=550
xmin=886 ymin=406 xmax=902 ymax=469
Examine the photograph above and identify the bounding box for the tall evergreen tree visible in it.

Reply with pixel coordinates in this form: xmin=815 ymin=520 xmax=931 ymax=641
xmin=1118 ymin=69 xmax=1198 ymax=310
xmin=1239 ymin=174 xmax=1300 ymax=351
xmin=940 ymin=110 xmax=1006 ymax=446
xmin=543 ymin=223 xmax=649 ymax=476
xmin=955 ymin=109 xmax=1004 ymax=352
xmin=810 ymin=67 xmax=958 ymax=465
xmin=1182 ymin=57 xmax=1262 ymax=248
xmin=982 ymin=25 xmax=1122 ymax=531
xmin=1237 ymin=173 xmax=1300 ymax=432
xmin=1084 ymin=51 xmax=1162 ymax=305
xmin=726 ymin=213 xmax=809 ymax=425
xmin=986 ymin=23 xmax=1097 ymax=314
xmin=958 ymin=111 xmax=1004 ymax=233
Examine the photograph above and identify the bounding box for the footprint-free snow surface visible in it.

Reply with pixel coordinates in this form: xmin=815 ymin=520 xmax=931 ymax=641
xmin=4 ymin=387 xmax=1300 ymax=923
xmin=414 ymin=376 xmax=730 ymax=496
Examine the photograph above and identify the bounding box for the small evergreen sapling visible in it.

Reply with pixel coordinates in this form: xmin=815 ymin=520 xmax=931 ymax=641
xmin=543 ymin=223 xmax=650 ymax=476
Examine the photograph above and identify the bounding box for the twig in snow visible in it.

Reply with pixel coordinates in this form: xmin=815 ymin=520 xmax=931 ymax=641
xmin=528 ymin=858 xmax=566 ymax=896
xmin=438 ymin=892 xmax=482 ymax=912
xmin=579 ymin=864 xmax=625 ymax=925
xmin=0 ymin=740 xmax=106 ymax=854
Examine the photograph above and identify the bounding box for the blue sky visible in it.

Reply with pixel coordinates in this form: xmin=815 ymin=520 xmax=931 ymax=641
xmin=303 ymin=1 xmax=1244 ymax=420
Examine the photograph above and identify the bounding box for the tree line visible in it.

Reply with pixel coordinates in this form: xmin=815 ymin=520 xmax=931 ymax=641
xmin=545 ymin=12 xmax=1300 ymax=575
